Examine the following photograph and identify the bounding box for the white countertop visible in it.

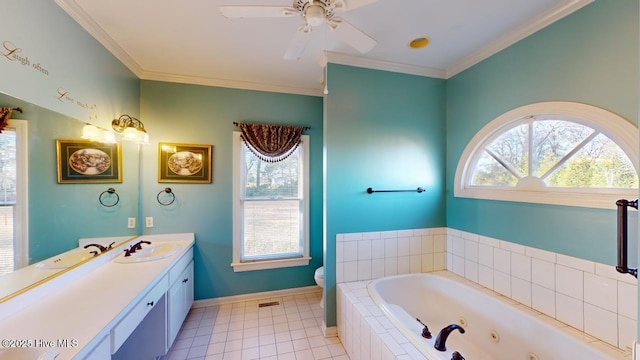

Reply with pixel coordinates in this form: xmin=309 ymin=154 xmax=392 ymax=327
xmin=0 ymin=233 xmax=195 ymax=360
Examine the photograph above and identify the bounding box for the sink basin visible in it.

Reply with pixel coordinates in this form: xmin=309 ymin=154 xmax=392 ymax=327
xmin=0 ymin=348 xmax=59 ymax=360
xmin=36 ymin=248 xmax=94 ymax=269
xmin=114 ymin=243 xmax=181 ymax=263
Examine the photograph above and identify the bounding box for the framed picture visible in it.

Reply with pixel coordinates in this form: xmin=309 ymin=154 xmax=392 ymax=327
xmin=158 ymin=142 xmax=212 ymax=183
xmin=56 ymin=139 xmax=122 ymax=183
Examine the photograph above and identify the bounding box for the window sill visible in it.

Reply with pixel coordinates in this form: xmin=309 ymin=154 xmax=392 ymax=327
xmin=231 ymin=257 xmax=311 ymax=272
xmin=454 ymin=187 xmax=638 ymax=209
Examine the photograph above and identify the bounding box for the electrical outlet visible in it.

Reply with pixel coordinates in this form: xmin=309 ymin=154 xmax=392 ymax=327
xmin=127 ymin=217 xmax=136 ymax=228
xmin=145 ymin=217 xmax=154 ymax=228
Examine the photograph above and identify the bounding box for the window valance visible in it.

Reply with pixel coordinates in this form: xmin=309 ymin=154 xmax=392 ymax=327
xmin=235 ymin=122 xmax=308 ymax=162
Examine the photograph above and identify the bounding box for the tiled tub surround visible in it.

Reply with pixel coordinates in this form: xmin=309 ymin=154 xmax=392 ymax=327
xmin=336 ymin=228 xmax=447 ymax=283
xmin=337 ymin=275 xmax=628 ymax=360
xmin=335 ymin=228 xmax=637 ymax=355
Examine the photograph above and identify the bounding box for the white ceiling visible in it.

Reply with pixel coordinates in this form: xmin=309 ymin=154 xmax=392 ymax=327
xmin=56 ymin=0 xmax=592 ymax=96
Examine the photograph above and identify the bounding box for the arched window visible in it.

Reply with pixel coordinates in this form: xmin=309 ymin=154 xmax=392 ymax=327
xmin=454 ymin=102 xmax=638 ymax=209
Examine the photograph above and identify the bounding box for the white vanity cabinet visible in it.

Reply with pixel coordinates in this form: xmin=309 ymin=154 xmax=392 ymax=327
xmin=72 ymin=240 xmax=195 ymax=360
xmin=167 ymin=260 xmax=194 ymax=346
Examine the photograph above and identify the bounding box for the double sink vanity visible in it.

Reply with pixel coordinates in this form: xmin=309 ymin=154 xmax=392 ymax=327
xmin=0 ymin=233 xmax=195 ymax=360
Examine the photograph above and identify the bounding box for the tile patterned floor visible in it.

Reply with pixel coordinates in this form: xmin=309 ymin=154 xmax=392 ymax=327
xmin=166 ymin=291 xmax=349 ymax=360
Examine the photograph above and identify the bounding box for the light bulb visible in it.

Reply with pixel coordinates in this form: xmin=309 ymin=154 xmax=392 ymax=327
xmin=82 ymin=124 xmax=100 ymax=140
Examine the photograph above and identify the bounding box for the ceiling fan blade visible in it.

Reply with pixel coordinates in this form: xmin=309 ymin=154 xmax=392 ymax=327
xmin=284 ymin=26 xmax=312 ymax=60
xmin=327 ymin=17 xmax=376 ymax=53
xmin=219 ymin=6 xmax=297 ymax=18
xmin=333 ymin=0 xmax=378 ymax=12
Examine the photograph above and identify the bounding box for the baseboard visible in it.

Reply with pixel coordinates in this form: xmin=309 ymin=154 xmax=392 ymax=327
xmin=321 ymin=321 xmax=338 ymax=337
xmin=192 ymin=285 xmax=321 ymax=308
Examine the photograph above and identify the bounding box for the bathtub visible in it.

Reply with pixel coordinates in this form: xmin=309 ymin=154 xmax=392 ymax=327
xmin=366 ymin=272 xmax=626 ymax=360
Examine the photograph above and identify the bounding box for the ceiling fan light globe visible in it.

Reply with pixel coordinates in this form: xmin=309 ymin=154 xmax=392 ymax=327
xmin=306 ymin=5 xmax=325 ymax=26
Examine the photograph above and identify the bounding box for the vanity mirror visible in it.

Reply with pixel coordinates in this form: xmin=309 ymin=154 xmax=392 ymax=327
xmin=0 ymin=92 xmax=140 ymax=301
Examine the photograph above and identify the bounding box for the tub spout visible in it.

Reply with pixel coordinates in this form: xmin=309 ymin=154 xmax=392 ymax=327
xmin=434 ymin=324 xmax=465 ymax=352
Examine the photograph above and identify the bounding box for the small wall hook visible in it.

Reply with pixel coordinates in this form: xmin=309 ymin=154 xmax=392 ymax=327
xmin=157 ymin=187 xmax=176 ymax=206
xmin=99 ymin=188 xmax=119 ymax=207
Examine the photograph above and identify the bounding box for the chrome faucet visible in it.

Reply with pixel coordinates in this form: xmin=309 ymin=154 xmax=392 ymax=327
xmin=434 ymin=324 xmax=465 ymax=351
xmin=84 ymin=242 xmax=115 ymax=256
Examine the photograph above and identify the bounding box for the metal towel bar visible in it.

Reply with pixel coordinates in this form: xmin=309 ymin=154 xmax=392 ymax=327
xmin=616 ymin=198 xmax=638 ymax=278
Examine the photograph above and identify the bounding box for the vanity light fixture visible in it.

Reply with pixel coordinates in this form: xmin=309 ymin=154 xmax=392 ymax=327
xmin=82 ymin=123 xmax=116 ymax=143
xmin=111 ymin=114 xmax=149 ymax=144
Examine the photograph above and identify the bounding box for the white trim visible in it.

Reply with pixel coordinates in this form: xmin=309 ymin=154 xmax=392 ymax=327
xmin=57 ymin=0 xmax=591 ymax=94
xmin=445 ymin=0 xmax=594 ymax=77
xmin=230 ymin=256 xmax=312 ymax=272
xmin=54 ymin=0 xmax=144 ymax=77
xmin=232 ymin=133 xmax=311 ymax=271
xmin=6 ymin=120 xmax=28 ymax=269
xmin=454 ymin=102 xmax=639 ymax=209
xmin=324 ymin=52 xmax=446 ymax=79
xmin=321 ymin=322 xmax=338 ymax=338
xmin=191 ymin=285 xmax=321 ymax=308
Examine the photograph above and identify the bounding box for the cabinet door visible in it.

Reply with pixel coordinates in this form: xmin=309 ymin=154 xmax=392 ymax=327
xmin=167 ymin=260 xmax=194 ymax=346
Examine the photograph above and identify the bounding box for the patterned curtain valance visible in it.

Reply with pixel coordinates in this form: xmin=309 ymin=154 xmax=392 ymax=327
xmin=236 ymin=122 xmax=308 ymax=162
xmin=0 ymin=107 xmax=21 ymax=133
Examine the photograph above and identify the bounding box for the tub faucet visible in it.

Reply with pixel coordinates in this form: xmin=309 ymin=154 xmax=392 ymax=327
xmin=434 ymin=324 xmax=465 ymax=351
xmin=415 ymin=318 xmax=432 ymax=339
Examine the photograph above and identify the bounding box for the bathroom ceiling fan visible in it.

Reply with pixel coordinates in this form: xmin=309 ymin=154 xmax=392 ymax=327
xmin=219 ymin=0 xmax=378 ymax=60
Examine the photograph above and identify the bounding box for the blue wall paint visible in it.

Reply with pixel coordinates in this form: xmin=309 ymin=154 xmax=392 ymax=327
xmin=0 ymin=93 xmax=140 ymax=262
xmin=139 ymin=81 xmax=323 ymax=300
xmin=324 ymin=65 xmax=447 ymax=325
xmin=0 ymin=0 xmax=139 ymax=124
xmin=446 ymin=0 xmax=639 ymax=265
xmin=0 ymin=2 xmax=140 ymax=263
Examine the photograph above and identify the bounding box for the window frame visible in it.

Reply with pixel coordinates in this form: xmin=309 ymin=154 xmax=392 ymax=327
xmin=3 ymin=120 xmax=28 ymax=269
xmin=231 ymin=132 xmax=310 ymax=272
xmin=454 ymin=102 xmax=639 ymax=209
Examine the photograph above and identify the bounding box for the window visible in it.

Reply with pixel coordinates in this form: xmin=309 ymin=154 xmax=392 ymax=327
xmin=0 ymin=120 xmax=28 ymax=273
xmin=232 ymin=132 xmax=310 ymax=271
xmin=454 ymin=102 xmax=638 ymax=208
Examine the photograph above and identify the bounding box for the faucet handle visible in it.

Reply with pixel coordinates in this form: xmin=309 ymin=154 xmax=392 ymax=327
xmin=415 ymin=318 xmax=432 ymax=339
xmin=107 ymin=241 xmax=115 ymax=250
xmin=451 ymin=351 xmax=465 ymax=360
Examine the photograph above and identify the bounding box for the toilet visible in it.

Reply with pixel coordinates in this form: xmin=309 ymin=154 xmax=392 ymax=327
xmin=314 ymin=266 xmax=324 ymax=308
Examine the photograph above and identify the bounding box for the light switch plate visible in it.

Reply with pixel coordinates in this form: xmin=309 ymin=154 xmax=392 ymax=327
xmin=145 ymin=217 xmax=154 ymax=228
xmin=127 ymin=217 xmax=136 ymax=228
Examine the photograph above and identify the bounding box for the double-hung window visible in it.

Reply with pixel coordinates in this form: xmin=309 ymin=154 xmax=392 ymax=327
xmin=232 ymin=132 xmax=310 ymax=272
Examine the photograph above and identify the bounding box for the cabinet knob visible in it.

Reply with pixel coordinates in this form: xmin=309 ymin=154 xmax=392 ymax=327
xmin=182 ymin=278 xmax=189 ymax=283
xmin=147 ymin=301 xmax=154 ymax=306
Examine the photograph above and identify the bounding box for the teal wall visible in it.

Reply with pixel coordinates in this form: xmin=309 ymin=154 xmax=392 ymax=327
xmin=138 ymin=81 xmax=323 ymax=300
xmin=446 ymin=0 xmax=639 ymax=265
xmin=324 ymin=65 xmax=447 ymax=325
xmin=0 ymin=1 xmax=140 ymax=262
xmin=3 ymin=0 xmax=638 ymax=333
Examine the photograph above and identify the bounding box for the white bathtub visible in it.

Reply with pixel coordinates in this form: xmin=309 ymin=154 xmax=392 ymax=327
xmin=366 ymin=272 xmax=626 ymax=360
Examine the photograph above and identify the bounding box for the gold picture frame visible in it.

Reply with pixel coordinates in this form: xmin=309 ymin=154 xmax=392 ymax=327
xmin=158 ymin=142 xmax=212 ymax=183
xmin=56 ymin=139 xmax=122 ymax=183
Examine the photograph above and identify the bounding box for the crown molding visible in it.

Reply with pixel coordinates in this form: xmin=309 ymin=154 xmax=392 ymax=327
xmin=141 ymin=71 xmax=324 ymax=97
xmin=56 ymin=0 xmax=593 ymax=94
xmin=55 ymin=0 xmax=144 ymax=77
xmin=445 ymin=0 xmax=594 ymax=78
xmin=325 ymin=52 xmax=447 ymax=79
